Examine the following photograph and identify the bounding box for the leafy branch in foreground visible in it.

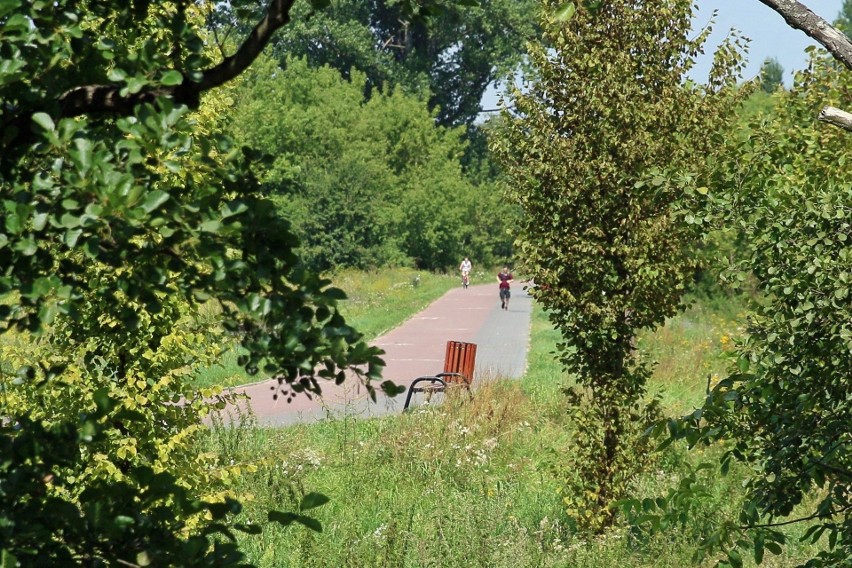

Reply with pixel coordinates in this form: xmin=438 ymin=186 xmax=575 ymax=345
xmin=628 ymin=50 xmax=852 ymax=567
xmin=0 ymin=0 xmax=453 ymax=563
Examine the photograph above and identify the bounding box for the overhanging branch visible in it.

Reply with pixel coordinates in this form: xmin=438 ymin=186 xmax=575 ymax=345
xmin=57 ymin=0 xmax=296 ymax=119
xmin=818 ymin=106 xmax=852 ymax=131
xmin=757 ymin=1 xmax=852 ymax=131
xmin=757 ymin=0 xmax=852 ymax=71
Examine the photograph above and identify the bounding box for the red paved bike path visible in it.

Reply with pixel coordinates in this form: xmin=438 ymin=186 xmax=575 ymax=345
xmin=219 ymin=282 xmax=531 ymax=426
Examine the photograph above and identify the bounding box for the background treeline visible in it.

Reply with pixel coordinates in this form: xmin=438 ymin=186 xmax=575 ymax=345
xmin=214 ymin=0 xmax=538 ymax=272
xmin=226 ymin=57 xmax=514 ymax=271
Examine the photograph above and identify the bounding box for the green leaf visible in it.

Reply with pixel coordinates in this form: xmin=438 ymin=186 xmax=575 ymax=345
xmin=15 ymin=237 xmax=37 ymax=255
xmin=71 ymin=138 xmax=93 ymax=170
xmin=107 ymin=68 xmax=127 ymax=82
xmin=141 ymin=191 xmax=170 ymax=213
xmin=727 ymin=549 xmax=743 ymax=568
xmin=380 ymin=380 xmax=406 ymax=397
xmin=83 ymin=237 xmax=99 ymax=258
xmin=38 ymin=302 xmax=58 ymax=325
xmin=1 ymin=548 xmax=19 ymax=568
xmin=123 ymin=76 xmax=148 ymax=95
xmin=199 ymin=219 xmax=221 ymax=232
xmin=136 ymin=551 xmax=152 ymax=567
xmin=553 ymin=2 xmax=575 ymax=22
xmin=765 ymin=541 xmax=782 ymax=555
xmin=32 ymin=112 xmax=55 ymax=132
xmin=0 ymin=0 xmax=22 ymax=20
xmin=754 ymin=532 xmax=764 ymax=564
xmin=160 ymin=70 xmax=183 ymax=86
xmin=113 ymin=515 xmax=135 ymax=528
xmin=65 ymin=228 xmax=83 ymax=248
xmin=60 ymin=213 xmax=81 ymax=229
xmin=93 ymin=387 xmax=113 ymax=412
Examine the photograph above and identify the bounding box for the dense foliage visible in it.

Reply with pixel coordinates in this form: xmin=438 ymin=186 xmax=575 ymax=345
xmin=634 ymin=48 xmax=852 ymax=567
xmin=226 ymin=56 xmax=515 ymax=271
xmin=238 ymin=0 xmax=538 ymax=126
xmin=0 ymin=0 xmax=408 ymax=563
xmin=491 ymin=0 xmax=745 ymax=531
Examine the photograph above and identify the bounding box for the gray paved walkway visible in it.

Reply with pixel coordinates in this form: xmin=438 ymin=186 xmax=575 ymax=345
xmin=218 ymin=282 xmax=533 ymax=426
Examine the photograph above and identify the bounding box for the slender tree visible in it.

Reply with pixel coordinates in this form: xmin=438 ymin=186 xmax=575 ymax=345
xmin=490 ymin=0 xmax=744 ymax=530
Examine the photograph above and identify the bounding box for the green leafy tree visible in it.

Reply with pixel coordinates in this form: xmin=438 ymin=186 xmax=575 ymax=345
xmin=490 ymin=0 xmax=745 ymax=531
xmin=835 ymin=0 xmax=852 ymax=34
xmin=227 ymin=56 xmax=513 ymax=270
xmin=0 ymin=0 xmax=464 ymax=563
xmin=630 ymin=46 xmax=852 ymax=567
xmin=760 ymin=56 xmax=784 ymax=93
xmin=216 ymin=0 xmax=538 ymax=126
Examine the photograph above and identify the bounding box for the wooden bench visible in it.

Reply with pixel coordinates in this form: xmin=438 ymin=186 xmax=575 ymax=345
xmin=403 ymin=341 xmax=476 ymax=410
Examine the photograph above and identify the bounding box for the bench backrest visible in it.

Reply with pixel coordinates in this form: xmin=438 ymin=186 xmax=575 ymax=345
xmin=443 ymin=341 xmax=476 ymax=385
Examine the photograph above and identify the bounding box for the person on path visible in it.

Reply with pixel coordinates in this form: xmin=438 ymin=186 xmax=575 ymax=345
xmin=497 ymin=266 xmax=514 ymax=310
xmin=459 ymin=257 xmax=472 ymax=288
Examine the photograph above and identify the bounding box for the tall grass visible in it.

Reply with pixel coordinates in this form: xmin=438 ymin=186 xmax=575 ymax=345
xmin=210 ymin=381 xmax=572 ymax=567
xmin=638 ymin=293 xmax=749 ymax=413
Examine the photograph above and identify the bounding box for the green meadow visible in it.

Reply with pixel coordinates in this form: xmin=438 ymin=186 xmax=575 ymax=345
xmin=200 ymin=274 xmax=820 ymax=567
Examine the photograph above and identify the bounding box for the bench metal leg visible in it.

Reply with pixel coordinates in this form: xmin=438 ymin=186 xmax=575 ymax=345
xmin=403 ymin=376 xmax=448 ymax=410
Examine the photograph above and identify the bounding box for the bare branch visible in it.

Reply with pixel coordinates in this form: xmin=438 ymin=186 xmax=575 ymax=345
xmin=819 ymin=106 xmax=852 ymax=131
xmin=757 ymin=0 xmax=852 ymax=71
xmin=758 ymin=1 xmax=852 ymax=132
xmin=195 ymin=0 xmax=296 ymax=93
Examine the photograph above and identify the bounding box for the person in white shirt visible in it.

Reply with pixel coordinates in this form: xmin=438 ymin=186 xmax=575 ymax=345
xmin=459 ymin=257 xmax=472 ymax=288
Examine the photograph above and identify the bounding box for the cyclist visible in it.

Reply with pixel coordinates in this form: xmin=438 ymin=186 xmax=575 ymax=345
xmin=459 ymin=257 xmax=472 ymax=288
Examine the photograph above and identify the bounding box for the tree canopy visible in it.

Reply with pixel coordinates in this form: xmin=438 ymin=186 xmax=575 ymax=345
xmin=225 ymin=56 xmax=514 ymax=271
xmin=220 ymin=0 xmax=538 ymax=126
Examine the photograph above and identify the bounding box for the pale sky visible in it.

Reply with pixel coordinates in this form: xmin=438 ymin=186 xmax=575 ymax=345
xmin=689 ymin=0 xmax=845 ymax=85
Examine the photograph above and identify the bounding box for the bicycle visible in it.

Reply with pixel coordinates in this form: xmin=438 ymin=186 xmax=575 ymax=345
xmin=461 ymin=271 xmax=470 ymax=289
